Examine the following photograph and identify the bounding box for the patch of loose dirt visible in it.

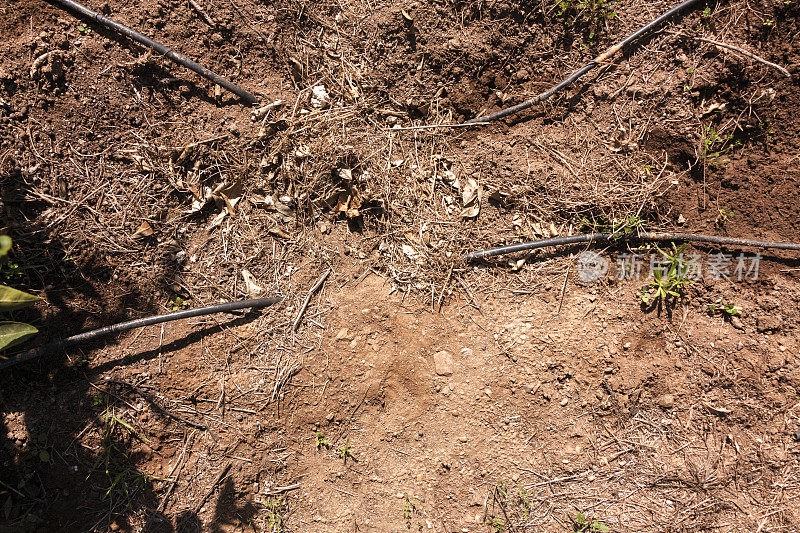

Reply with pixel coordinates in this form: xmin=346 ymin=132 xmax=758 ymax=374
xmin=2 ymin=0 xmax=800 ymax=531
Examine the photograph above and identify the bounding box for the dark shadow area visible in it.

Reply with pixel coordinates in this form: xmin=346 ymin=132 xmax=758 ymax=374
xmin=1 ymin=314 xmax=262 ymax=531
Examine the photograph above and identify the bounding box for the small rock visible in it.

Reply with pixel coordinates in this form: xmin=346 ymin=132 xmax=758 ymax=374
xmin=560 ymin=398 xmax=569 ymax=406
xmin=460 ymin=348 xmax=474 ymax=357
xmin=523 ymin=382 xmax=540 ymax=394
xmin=592 ymin=85 xmax=610 ymax=99
xmin=310 ymin=85 xmax=331 ymax=108
xmin=756 ymin=315 xmax=782 ymax=333
xmin=433 ymin=350 xmax=454 ymax=376
xmin=457 ymin=436 xmax=468 ymax=443
xmin=335 ymin=328 xmax=351 ymax=341
xmin=730 ymin=316 xmax=744 ymax=330
xmin=767 ymin=353 xmax=786 ymax=372
xmin=657 ymin=394 xmax=675 ymax=409
xmin=515 ymin=68 xmax=529 ymax=81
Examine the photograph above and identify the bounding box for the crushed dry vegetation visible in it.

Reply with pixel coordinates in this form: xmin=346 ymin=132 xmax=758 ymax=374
xmin=1 ymin=0 xmax=800 ymax=530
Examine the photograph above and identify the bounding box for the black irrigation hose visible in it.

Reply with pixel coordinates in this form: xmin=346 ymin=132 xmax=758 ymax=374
xmin=0 ymin=297 xmax=281 ymax=371
xmin=464 ymin=0 xmax=706 ymax=124
xmin=461 ymin=232 xmax=800 ymax=262
xmin=47 ymin=0 xmax=259 ymax=105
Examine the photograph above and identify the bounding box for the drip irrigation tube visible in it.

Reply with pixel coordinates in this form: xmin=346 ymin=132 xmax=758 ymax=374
xmin=47 ymin=0 xmax=259 ymax=105
xmin=464 ymin=0 xmax=706 ymax=124
xmin=0 ymin=297 xmax=281 ymax=371
xmin=461 ymin=232 xmax=800 ymax=262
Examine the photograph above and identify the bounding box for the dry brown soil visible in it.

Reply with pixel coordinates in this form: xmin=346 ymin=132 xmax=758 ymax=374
xmin=2 ymin=0 xmax=800 ymax=531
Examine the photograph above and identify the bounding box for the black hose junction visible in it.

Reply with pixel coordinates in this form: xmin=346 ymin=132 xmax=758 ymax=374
xmin=0 ymin=297 xmax=281 ymax=371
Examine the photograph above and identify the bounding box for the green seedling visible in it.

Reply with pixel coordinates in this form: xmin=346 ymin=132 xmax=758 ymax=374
xmin=637 ymin=243 xmax=695 ymax=306
xmin=264 ymin=495 xmax=286 ymax=533
xmin=402 ymin=495 xmax=421 ymax=527
xmin=168 ymin=296 xmax=188 ymax=311
xmin=314 ymin=431 xmax=330 ymax=450
xmin=702 ymin=125 xmax=740 ymax=164
xmin=573 ymin=512 xmax=610 ymax=532
xmin=555 ymin=0 xmax=616 ymax=46
xmin=486 ymin=517 xmax=506 ymax=532
xmin=337 ymin=437 xmax=355 ymax=463
xmin=708 ymin=300 xmax=741 ymax=317
xmin=578 ymin=213 xmax=643 ymax=237
xmin=90 ymin=397 xmax=152 ymax=500
xmin=483 ymin=481 xmax=533 ymax=531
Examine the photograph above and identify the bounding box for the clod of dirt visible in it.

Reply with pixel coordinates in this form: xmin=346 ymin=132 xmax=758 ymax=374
xmin=29 ymin=50 xmax=67 ymax=82
xmin=756 ymin=315 xmax=783 ymax=333
xmin=657 ymin=394 xmax=675 ymax=409
xmin=433 ymin=350 xmax=454 ymax=376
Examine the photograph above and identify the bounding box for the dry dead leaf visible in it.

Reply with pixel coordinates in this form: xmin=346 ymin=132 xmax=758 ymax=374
xmin=703 ymin=402 xmax=731 ymax=416
xmin=242 ymin=269 xmax=264 ymax=296
xmin=208 ymin=211 xmax=227 ymax=229
xmin=132 ymin=221 xmax=154 ymax=239
xmin=460 ymin=176 xmax=481 ymax=218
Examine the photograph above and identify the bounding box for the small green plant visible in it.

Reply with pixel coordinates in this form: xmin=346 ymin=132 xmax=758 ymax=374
xmin=337 ymin=437 xmax=355 ymax=463
xmin=483 ymin=482 xmax=533 ymax=531
xmin=91 ymin=400 xmax=151 ymax=500
xmin=708 ymin=299 xmax=741 ymax=317
xmin=715 ymin=208 xmax=730 ymax=227
xmin=264 ymin=495 xmax=287 ymax=533
xmin=168 ymin=296 xmax=188 ymax=311
xmin=579 ymin=213 xmax=643 ymax=237
xmin=486 ymin=517 xmax=506 ymax=532
xmin=0 ymin=237 xmax=41 ymax=354
xmin=314 ymin=431 xmax=330 ymax=450
xmin=402 ymin=495 xmax=422 ymax=528
xmin=77 ymin=24 xmax=93 ymax=35
xmin=555 ymin=0 xmax=616 ymax=46
xmin=637 ymin=243 xmax=695 ymax=306
xmin=699 ymin=6 xmax=714 ymax=30
xmin=702 ymin=125 xmax=740 ymax=164
xmin=573 ymin=512 xmax=610 ymax=532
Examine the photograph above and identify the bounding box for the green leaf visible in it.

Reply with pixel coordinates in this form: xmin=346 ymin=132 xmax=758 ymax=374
xmin=39 ymin=449 xmax=50 ymax=462
xmin=0 ymin=236 xmax=10 ymax=257
xmin=0 ymin=285 xmax=41 ymax=312
xmin=0 ymin=321 xmax=38 ymax=351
